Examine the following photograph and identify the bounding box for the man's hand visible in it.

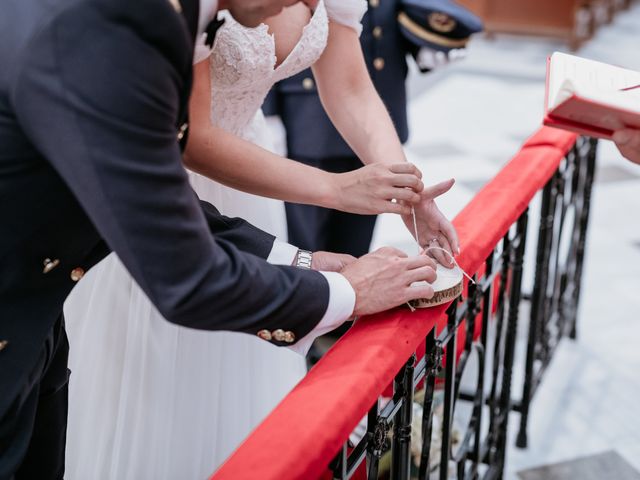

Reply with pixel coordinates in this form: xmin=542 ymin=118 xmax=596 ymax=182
xmin=401 ymin=179 xmax=459 ymax=268
xmin=613 ymin=129 xmax=640 ymax=165
xmin=416 ymin=47 xmax=467 ymax=72
xmin=311 ymin=251 xmax=356 ymax=272
xmin=341 ymin=247 xmax=437 ymax=316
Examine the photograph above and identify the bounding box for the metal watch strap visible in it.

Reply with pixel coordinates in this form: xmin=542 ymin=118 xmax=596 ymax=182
xmin=294 ymin=249 xmax=313 ymax=269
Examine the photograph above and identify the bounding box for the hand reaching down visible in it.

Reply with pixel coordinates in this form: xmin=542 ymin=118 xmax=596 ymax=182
xmin=341 ymin=247 xmax=437 ymax=316
xmin=415 ymin=47 xmax=467 ymax=71
xmin=401 ymin=178 xmax=459 ymax=268
xmin=613 ymin=129 xmax=640 ymax=165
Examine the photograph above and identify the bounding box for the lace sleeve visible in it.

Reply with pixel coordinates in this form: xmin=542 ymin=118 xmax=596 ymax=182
xmin=324 ymin=0 xmax=367 ymax=36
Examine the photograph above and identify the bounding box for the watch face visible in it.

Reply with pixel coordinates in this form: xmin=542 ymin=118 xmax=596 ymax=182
xmin=428 ymin=12 xmax=457 ymax=33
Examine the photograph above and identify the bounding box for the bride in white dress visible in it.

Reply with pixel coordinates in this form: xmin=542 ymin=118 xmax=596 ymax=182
xmin=64 ymin=1 xmax=459 ymax=478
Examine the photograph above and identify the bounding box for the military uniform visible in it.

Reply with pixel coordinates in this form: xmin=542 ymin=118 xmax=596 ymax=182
xmin=264 ymin=0 xmax=482 ymax=257
xmin=264 ymin=0 xmax=409 ymax=257
xmin=0 ymin=1 xmax=332 ymax=477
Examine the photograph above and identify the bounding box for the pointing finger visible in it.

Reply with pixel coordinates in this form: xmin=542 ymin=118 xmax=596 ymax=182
xmin=422 ymin=178 xmax=455 ymax=199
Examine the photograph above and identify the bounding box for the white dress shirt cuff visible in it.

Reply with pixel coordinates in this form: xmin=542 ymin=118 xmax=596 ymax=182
xmin=266 ymin=240 xmax=298 ymax=265
xmin=287 ymin=272 xmax=356 ymax=356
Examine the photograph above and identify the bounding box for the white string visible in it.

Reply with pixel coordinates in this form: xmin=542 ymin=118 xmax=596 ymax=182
xmin=406 ymin=207 xmax=420 ymax=311
xmin=411 ymin=206 xmax=420 ymax=247
xmin=405 ymin=207 xmax=475 ymax=311
xmin=423 ymin=246 xmax=476 ymax=285
xmin=411 ymin=206 xmax=475 ymax=285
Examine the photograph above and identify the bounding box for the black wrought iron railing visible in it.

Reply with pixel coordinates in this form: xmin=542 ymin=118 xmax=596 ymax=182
xmin=514 ymin=136 xmax=598 ymax=448
xmin=333 ymin=210 xmax=529 ymax=480
xmin=212 ymin=129 xmax=597 ymax=480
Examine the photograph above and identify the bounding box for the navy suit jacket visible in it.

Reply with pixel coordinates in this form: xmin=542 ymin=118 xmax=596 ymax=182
xmin=264 ymin=0 xmax=409 ymax=160
xmin=0 ymin=0 xmax=330 ymax=418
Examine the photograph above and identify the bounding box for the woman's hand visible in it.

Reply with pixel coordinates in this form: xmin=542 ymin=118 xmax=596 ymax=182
xmin=328 ymin=163 xmax=424 ymax=215
xmin=401 ymin=179 xmax=459 ymax=267
xmin=613 ymin=129 xmax=640 ymax=165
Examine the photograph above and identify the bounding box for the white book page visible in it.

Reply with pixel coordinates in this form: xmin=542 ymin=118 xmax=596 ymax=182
xmin=548 ymin=52 xmax=640 ymax=112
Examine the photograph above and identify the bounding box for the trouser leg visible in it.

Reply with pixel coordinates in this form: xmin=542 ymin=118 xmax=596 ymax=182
xmin=285 ymin=156 xmax=377 ymax=257
xmin=286 ymin=156 xmax=377 ymax=343
xmin=285 ymin=156 xmax=332 ymax=253
xmin=325 ymin=207 xmax=377 ymax=258
xmin=0 ymin=317 xmax=69 ymax=480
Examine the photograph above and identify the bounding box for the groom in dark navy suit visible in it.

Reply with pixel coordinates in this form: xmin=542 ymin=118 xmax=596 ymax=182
xmin=0 ymin=0 xmax=438 ymax=478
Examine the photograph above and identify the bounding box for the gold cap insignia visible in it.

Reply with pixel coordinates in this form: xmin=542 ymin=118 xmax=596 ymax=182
xmin=428 ymin=12 xmax=456 ymax=33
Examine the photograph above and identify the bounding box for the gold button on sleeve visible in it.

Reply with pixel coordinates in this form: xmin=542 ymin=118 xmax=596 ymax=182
xmin=302 ymin=77 xmax=315 ymax=90
xmin=43 ymin=258 xmax=60 ymax=274
xmin=177 ymin=123 xmax=188 ymax=141
xmin=70 ymin=267 xmax=85 ymax=282
xmin=373 ymin=58 xmax=385 ymax=71
xmin=369 ymin=0 xmax=379 ymax=7
xmin=283 ymin=331 xmax=296 ymax=343
xmin=272 ymin=329 xmax=286 ymax=342
xmin=372 ymin=26 xmax=382 ymax=39
xmin=0 ymin=340 xmax=8 ymax=352
xmin=257 ymin=329 xmax=272 ymax=341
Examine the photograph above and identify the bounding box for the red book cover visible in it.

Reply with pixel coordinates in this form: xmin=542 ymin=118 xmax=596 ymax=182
xmin=543 ymin=55 xmax=640 ymax=140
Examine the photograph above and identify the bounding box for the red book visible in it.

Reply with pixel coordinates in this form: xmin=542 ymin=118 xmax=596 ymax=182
xmin=544 ymin=52 xmax=640 ymax=139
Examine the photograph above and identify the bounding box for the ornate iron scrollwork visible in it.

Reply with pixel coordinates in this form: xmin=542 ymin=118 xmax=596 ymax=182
xmin=329 ymin=136 xmax=597 ymax=479
xmin=370 ymin=420 xmax=391 ymax=458
xmin=515 ymin=137 xmax=597 ymax=448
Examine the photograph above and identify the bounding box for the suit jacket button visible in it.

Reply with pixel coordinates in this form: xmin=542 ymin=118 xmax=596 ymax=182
xmin=372 ymin=26 xmax=382 ymax=39
xmin=257 ymin=329 xmax=272 ymax=341
xmin=302 ymin=77 xmax=315 ymax=90
xmin=43 ymin=258 xmax=60 ymax=274
xmin=373 ymin=57 xmax=385 ymax=71
xmin=369 ymin=0 xmax=379 ymax=7
xmin=0 ymin=340 xmax=8 ymax=352
xmin=272 ymin=329 xmax=286 ymax=342
xmin=283 ymin=331 xmax=296 ymax=343
xmin=177 ymin=123 xmax=188 ymax=141
xmin=70 ymin=268 xmax=85 ymax=282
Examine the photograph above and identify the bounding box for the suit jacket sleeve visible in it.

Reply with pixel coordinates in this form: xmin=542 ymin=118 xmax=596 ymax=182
xmin=11 ymin=2 xmax=329 ymax=343
xmin=199 ymin=201 xmax=276 ymax=259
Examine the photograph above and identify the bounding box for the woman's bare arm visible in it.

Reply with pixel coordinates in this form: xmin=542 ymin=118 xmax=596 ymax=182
xmin=183 ymin=59 xmax=421 ymax=215
xmin=312 ymin=21 xmax=406 ymax=166
xmin=312 ymin=21 xmax=459 ymax=261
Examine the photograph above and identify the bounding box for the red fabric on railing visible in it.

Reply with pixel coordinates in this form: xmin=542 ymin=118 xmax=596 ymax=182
xmin=211 ymin=128 xmax=577 ymax=480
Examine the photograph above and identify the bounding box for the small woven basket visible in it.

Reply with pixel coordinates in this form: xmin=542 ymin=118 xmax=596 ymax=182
xmin=409 ymin=264 xmax=464 ymax=309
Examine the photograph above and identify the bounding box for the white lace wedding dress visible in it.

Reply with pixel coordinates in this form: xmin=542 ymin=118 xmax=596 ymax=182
xmin=64 ymin=1 xmax=366 ymax=479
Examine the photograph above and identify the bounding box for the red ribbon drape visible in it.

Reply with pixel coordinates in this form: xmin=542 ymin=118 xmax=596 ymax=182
xmin=212 ymin=128 xmax=577 ymax=480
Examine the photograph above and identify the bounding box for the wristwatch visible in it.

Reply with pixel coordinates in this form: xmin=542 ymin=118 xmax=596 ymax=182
xmin=294 ymin=249 xmax=313 ymax=269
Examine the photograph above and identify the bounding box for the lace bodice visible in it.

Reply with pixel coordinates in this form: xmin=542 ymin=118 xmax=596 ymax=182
xmin=208 ymin=2 xmax=328 ymax=137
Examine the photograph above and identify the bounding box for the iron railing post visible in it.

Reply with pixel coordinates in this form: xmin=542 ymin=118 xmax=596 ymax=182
xmin=439 ymin=303 xmax=458 ymax=480
xmin=418 ymin=329 xmax=439 ymax=480
xmin=569 ymin=138 xmax=597 ymax=339
xmin=391 ymin=355 xmax=416 ymax=480
xmin=516 ymin=181 xmax=554 ymax=448
xmin=497 ymin=210 xmax=529 ymax=472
